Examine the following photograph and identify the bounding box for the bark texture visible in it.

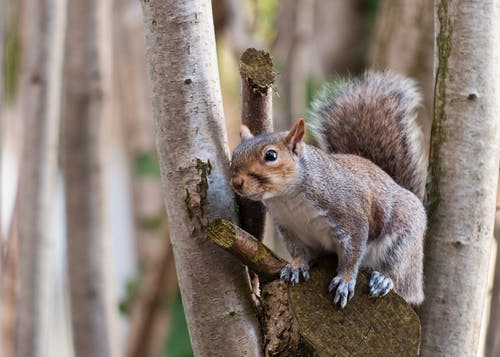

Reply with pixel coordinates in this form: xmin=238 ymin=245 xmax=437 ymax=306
xmin=238 ymin=48 xmax=274 ymax=240
xmin=62 ymin=0 xmax=118 ymax=356
xmin=140 ymin=1 xmax=262 ymax=355
xmin=419 ymin=1 xmax=500 ymax=356
xmin=16 ymin=0 xmax=65 ymax=355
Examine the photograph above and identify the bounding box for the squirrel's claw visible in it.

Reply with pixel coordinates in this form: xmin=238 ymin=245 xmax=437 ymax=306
xmin=329 ymin=275 xmax=356 ymax=309
xmin=280 ymin=263 xmax=310 ymax=284
xmin=369 ymin=271 xmax=394 ymax=297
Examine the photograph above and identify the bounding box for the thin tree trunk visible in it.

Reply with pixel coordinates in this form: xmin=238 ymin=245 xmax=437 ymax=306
xmin=0 ymin=0 xmax=4 ymax=252
xmin=62 ymin=0 xmax=119 ymax=356
xmin=419 ymin=1 xmax=500 ymax=356
xmin=369 ymin=0 xmax=434 ymax=155
xmin=126 ymin=235 xmax=177 ymax=357
xmin=0 ymin=7 xmax=5 ymax=354
xmin=112 ymin=0 xmax=162 ymax=270
xmin=111 ymin=2 xmax=173 ymax=355
xmin=1 ymin=201 xmax=18 ymax=357
xmin=141 ymin=1 xmax=262 ymax=355
xmin=309 ymin=0 xmax=370 ymax=79
xmin=16 ymin=0 xmax=65 ymax=355
xmin=273 ymin=0 xmax=315 ymax=130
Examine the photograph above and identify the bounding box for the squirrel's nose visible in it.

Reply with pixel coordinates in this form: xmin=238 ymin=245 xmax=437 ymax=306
xmin=231 ymin=176 xmax=245 ymax=191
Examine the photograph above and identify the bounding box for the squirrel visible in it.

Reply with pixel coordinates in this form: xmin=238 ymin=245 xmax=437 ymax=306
xmin=230 ymin=71 xmax=427 ymax=308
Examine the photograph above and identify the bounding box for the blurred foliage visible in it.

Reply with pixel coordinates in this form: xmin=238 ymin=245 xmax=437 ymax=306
xmin=134 ymin=151 xmax=161 ymax=178
xmin=251 ymin=0 xmax=279 ymax=44
xmin=4 ymin=26 xmax=21 ymax=101
xmin=164 ymin=293 xmax=193 ymax=357
xmin=118 ymin=274 xmax=143 ymax=316
xmin=138 ymin=213 xmax=167 ymax=232
xmin=362 ymin=0 xmax=380 ymax=17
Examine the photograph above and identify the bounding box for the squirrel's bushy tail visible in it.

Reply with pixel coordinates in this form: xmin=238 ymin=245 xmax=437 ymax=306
xmin=309 ymin=71 xmax=427 ymax=200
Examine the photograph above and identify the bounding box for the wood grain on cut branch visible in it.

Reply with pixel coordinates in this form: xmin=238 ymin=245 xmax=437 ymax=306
xmin=208 ymin=219 xmax=285 ymax=280
xmin=240 ymin=48 xmax=275 ymax=134
xmin=208 ymin=219 xmax=421 ymax=356
xmin=238 ymin=48 xmax=275 ymax=240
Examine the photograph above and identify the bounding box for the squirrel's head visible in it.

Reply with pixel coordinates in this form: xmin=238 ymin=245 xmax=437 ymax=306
xmin=230 ymin=119 xmax=305 ymax=201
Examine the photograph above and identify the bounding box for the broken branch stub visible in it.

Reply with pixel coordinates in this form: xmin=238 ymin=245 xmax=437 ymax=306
xmin=208 ymin=219 xmax=286 ymax=280
xmin=238 ymin=48 xmax=275 ymax=240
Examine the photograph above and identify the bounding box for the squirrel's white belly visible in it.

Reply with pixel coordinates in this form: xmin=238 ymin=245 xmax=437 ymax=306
xmin=264 ymin=193 xmax=338 ymax=255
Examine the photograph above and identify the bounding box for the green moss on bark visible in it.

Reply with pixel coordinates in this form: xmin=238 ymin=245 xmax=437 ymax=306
xmin=425 ymin=0 xmax=453 ymax=221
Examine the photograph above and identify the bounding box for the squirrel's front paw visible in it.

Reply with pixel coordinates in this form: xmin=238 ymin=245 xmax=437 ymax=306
xmin=369 ymin=271 xmax=394 ymax=298
xmin=280 ymin=263 xmax=310 ymax=284
xmin=328 ymin=275 xmax=356 ymax=309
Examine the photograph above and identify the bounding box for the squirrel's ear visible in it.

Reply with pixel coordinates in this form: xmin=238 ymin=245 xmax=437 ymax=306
xmin=286 ymin=118 xmax=306 ymax=154
xmin=240 ymin=125 xmax=254 ymax=141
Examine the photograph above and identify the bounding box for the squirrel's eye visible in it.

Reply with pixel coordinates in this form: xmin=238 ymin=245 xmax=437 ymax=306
xmin=264 ymin=149 xmax=278 ymax=162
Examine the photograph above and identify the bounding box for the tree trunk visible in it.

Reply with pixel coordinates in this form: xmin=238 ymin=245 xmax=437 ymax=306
xmin=140 ymin=1 xmax=262 ymax=355
xmin=0 ymin=0 xmax=4 ymax=251
xmin=16 ymin=0 xmax=66 ymax=355
xmin=309 ymin=0 xmax=371 ymax=79
xmin=419 ymin=1 xmax=500 ymax=356
xmin=111 ymin=2 xmax=173 ymax=356
xmin=369 ymin=0 xmax=434 ymax=156
xmin=272 ymin=0 xmax=315 ymax=130
xmin=62 ymin=0 xmax=119 ymax=356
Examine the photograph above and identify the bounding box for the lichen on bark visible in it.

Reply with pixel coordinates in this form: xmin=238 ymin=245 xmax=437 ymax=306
xmin=425 ymin=0 xmax=453 ymax=221
xmin=183 ymin=157 xmax=212 ymax=231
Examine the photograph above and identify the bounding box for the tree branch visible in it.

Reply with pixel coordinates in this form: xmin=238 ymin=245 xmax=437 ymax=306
xmin=208 ymin=219 xmax=285 ymax=281
xmin=208 ymin=219 xmax=422 ymax=356
xmin=238 ymin=48 xmax=275 ymax=240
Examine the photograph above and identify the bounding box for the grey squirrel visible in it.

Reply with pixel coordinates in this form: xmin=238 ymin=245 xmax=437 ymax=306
xmin=230 ymin=71 xmax=427 ymax=308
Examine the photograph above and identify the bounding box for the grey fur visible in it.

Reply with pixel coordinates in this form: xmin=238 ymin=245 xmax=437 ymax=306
xmin=230 ymin=72 xmax=427 ymax=307
xmin=309 ymin=71 xmax=427 ymax=200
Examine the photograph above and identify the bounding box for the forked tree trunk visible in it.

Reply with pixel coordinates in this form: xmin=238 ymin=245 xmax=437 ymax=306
xmin=62 ymin=0 xmax=119 ymax=356
xmin=141 ymin=1 xmax=262 ymax=355
xmin=419 ymin=1 xmax=500 ymax=356
xmin=16 ymin=0 xmax=66 ymax=355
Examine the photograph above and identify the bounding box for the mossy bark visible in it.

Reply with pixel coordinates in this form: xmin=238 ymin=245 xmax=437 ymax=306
xmin=419 ymin=1 xmax=500 ymax=355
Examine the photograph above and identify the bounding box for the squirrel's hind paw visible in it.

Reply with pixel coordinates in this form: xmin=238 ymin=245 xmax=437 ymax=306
xmin=280 ymin=263 xmax=310 ymax=284
xmin=368 ymin=271 xmax=394 ymax=298
xmin=329 ymin=276 xmax=356 ymax=309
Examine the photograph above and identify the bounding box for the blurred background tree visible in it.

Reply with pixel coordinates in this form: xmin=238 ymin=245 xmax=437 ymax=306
xmin=0 ymin=0 xmax=499 ymax=356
